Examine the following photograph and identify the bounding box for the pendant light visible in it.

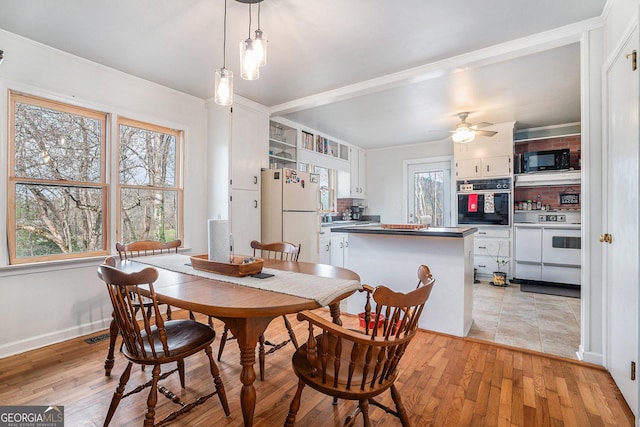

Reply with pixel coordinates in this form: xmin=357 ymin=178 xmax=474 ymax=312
xmin=239 ymin=2 xmax=260 ymax=80
xmin=253 ymin=1 xmax=267 ymax=67
xmin=215 ymin=0 xmax=233 ymax=105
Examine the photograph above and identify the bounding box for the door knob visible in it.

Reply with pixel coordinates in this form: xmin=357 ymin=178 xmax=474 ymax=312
xmin=600 ymin=233 xmax=613 ymax=244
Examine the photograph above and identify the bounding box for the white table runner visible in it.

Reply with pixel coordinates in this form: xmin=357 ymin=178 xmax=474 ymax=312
xmin=133 ymin=254 xmax=362 ymax=306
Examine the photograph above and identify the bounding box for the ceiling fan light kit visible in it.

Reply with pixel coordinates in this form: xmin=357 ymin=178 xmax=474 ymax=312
xmin=451 ymin=112 xmax=497 ymax=143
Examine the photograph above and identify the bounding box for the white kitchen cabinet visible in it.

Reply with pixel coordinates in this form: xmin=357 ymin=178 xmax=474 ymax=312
xmin=455 ymin=158 xmax=482 ymax=179
xmin=483 ymin=155 xmax=512 ymax=176
xmin=454 ymin=121 xmax=515 ymax=179
xmin=330 ymin=233 xmax=349 ymax=268
xmin=230 ymin=103 xmax=268 ymax=191
xmin=349 ymin=147 xmax=366 ymax=198
xmin=455 ymin=155 xmax=511 ymax=179
xmin=268 ymin=120 xmax=297 ymax=170
xmin=319 ymin=233 xmax=331 ymax=265
xmin=207 ymin=100 xmax=266 ymax=264
xmin=230 ymin=189 xmax=261 ymax=256
xmin=473 ymin=227 xmax=511 ymax=278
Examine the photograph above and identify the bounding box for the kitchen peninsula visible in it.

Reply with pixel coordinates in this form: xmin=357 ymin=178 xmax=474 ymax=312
xmin=338 ymin=226 xmax=477 ymax=337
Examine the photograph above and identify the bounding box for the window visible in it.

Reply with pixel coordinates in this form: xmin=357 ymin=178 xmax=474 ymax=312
xmin=407 ymin=160 xmax=452 ymax=227
xmin=313 ymin=165 xmax=335 ymax=212
xmin=8 ymin=92 xmax=108 ymax=263
xmin=117 ymin=118 xmax=182 ymax=244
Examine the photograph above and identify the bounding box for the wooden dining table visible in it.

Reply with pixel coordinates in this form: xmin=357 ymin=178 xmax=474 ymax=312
xmin=108 ymin=257 xmax=361 ymax=427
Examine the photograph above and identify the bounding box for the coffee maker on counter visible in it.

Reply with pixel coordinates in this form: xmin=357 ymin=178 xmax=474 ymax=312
xmin=350 ymin=205 xmax=363 ymax=221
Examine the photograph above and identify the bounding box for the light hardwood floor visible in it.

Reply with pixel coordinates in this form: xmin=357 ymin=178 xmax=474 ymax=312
xmin=0 ymin=309 xmax=633 ymax=426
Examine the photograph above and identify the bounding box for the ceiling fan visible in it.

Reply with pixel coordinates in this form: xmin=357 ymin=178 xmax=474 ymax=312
xmin=451 ymin=112 xmax=497 ymax=143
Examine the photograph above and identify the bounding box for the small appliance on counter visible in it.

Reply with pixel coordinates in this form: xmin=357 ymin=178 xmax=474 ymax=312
xmin=350 ymin=205 xmax=364 ymax=221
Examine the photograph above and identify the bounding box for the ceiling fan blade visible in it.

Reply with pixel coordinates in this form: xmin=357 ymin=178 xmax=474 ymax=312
xmin=470 ymin=122 xmax=494 ymax=129
xmin=475 ymin=129 xmax=498 ymax=137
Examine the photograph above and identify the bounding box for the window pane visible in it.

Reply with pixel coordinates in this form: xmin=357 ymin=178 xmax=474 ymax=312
xmin=120 ymin=188 xmax=178 ymax=243
xmin=413 ymin=171 xmax=445 ymax=226
xmin=14 ymin=183 xmax=104 ymax=258
xmin=119 ymin=124 xmax=176 ymax=187
xmin=14 ymin=102 xmax=102 ymax=182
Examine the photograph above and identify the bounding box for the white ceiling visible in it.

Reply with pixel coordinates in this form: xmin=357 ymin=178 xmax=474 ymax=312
xmin=0 ymin=0 xmax=606 ymax=148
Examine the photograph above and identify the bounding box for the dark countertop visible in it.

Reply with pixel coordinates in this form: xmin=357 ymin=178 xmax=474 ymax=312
xmin=335 ymin=226 xmax=477 ymax=238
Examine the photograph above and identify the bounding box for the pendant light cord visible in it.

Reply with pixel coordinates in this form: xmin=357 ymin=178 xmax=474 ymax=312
xmin=223 ymin=0 xmax=228 ymax=67
xmin=257 ymin=2 xmax=261 ymax=30
xmin=248 ymin=3 xmax=252 ymax=38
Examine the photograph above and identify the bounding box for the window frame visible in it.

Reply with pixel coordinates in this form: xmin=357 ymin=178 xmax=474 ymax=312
xmin=116 ymin=117 xmax=184 ymax=245
xmin=7 ymin=91 xmax=109 ymax=264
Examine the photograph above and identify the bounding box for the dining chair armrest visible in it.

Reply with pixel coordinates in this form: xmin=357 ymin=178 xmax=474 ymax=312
xmin=296 ymin=310 xmax=387 ymax=346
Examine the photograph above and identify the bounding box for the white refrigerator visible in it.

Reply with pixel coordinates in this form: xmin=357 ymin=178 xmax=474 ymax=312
xmin=261 ymin=168 xmax=320 ymax=263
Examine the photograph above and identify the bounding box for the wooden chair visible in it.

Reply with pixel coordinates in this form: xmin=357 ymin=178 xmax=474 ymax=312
xmin=217 ymin=240 xmax=302 ymax=381
xmin=284 ymin=265 xmax=435 ymax=427
xmin=97 ymin=257 xmax=230 ymax=427
xmin=103 ymin=239 xmax=183 ymax=376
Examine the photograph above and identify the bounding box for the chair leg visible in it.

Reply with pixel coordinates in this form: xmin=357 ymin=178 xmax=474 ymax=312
xmin=165 ymin=304 xmax=172 ymax=321
xmin=390 ymin=384 xmax=411 ymax=426
xmin=282 ymin=315 xmax=299 ymax=349
xmin=205 ymin=346 xmax=230 ymax=416
xmin=359 ymin=399 xmax=371 ymax=427
xmin=258 ymin=334 xmax=266 ymax=381
xmin=143 ymin=364 xmax=160 ymax=427
xmin=217 ymin=326 xmax=230 ymax=361
xmin=177 ymin=360 xmax=185 ymax=388
xmin=104 ymin=315 xmax=118 ymax=377
xmin=284 ymin=378 xmax=305 ymax=427
xmin=103 ymin=361 xmax=132 ymax=427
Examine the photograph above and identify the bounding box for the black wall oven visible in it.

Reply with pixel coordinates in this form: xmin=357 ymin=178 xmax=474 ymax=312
xmin=456 ymin=178 xmax=511 ymax=226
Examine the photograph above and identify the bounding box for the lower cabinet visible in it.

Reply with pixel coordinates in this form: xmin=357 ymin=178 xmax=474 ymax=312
xmin=330 ymin=233 xmax=349 ymax=268
xmin=230 ymin=189 xmax=260 ymax=256
xmin=319 ymin=233 xmax=331 ymax=265
xmin=473 ymin=227 xmax=511 ymax=278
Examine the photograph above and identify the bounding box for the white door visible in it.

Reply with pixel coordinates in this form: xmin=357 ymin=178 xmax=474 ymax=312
xmin=407 ymin=160 xmax=452 ymax=226
xmin=604 ymin=24 xmax=639 ymax=417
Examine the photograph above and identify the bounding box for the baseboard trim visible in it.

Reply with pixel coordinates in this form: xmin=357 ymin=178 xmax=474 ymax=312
xmin=0 ymin=318 xmax=112 ymax=359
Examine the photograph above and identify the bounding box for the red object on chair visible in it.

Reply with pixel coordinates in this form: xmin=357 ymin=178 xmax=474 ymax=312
xmin=468 ymin=194 xmax=478 ymax=212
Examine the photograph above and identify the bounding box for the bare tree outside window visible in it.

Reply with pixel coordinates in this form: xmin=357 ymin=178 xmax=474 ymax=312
xmin=407 ymin=161 xmax=451 ymax=227
xmin=118 ymin=119 xmax=182 ymax=243
xmin=9 ymin=93 xmax=107 ymax=263
xmin=414 ymin=171 xmax=445 ymax=226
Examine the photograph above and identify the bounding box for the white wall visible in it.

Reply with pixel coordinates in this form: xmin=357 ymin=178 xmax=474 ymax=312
xmin=0 ymin=29 xmax=211 ymax=357
xmin=365 ymin=140 xmax=453 ymax=223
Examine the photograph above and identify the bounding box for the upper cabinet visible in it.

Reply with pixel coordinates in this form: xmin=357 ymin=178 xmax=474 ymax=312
xmin=454 ymin=122 xmax=515 ymax=180
xmin=268 ymin=120 xmax=297 ymax=170
xmin=349 ymin=147 xmax=366 ymax=198
xmin=231 ymin=103 xmax=269 ymax=191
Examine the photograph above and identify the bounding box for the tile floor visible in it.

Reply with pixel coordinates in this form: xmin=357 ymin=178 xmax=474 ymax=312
xmin=467 ymin=280 xmax=581 ymax=360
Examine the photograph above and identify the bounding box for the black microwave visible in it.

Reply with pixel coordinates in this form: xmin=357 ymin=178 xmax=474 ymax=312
xmin=522 ymin=149 xmax=570 ymax=172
